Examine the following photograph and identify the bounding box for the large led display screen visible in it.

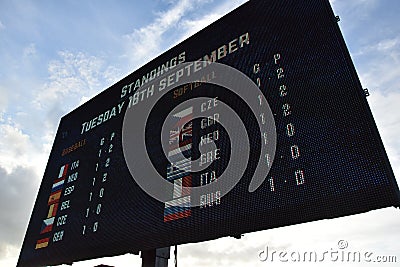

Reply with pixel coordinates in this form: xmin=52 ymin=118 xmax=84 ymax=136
xmin=18 ymin=0 xmax=400 ymax=266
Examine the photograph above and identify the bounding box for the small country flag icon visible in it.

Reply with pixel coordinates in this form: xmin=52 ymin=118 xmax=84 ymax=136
xmin=35 ymin=237 xmax=49 ymax=249
xmin=47 ymin=203 xmax=58 ymax=218
xmin=51 ymin=179 xmax=65 ymax=193
xmin=58 ymin=164 xmax=68 ymax=178
xmin=164 ymin=195 xmax=191 ymax=222
xmin=48 ymin=190 xmax=62 ymax=205
xmin=40 ymin=217 xmax=55 ymax=234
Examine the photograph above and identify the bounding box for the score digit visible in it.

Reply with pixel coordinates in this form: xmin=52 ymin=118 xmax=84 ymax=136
xmin=277 ymin=68 xmax=284 ymax=79
xmin=274 ymin=53 xmax=281 ymax=64
xmin=93 ymin=222 xmax=99 ymax=232
xmin=279 ymin=85 xmax=288 ymax=97
xmin=286 ymin=123 xmax=295 ymax=137
xmin=295 ymin=170 xmax=305 ymax=185
xmin=282 ymin=104 xmax=292 ymax=117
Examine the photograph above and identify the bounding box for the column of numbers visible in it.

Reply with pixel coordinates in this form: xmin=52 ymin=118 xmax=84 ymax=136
xmin=274 ymin=53 xmax=305 ymax=186
xmin=253 ymin=63 xmax=275 ymax=191
xmin=82 ymin=132 xmax=115 ymax=236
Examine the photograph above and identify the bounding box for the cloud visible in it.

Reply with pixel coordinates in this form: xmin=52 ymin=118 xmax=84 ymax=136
xmin=355 ymin=37 xmax=400 ymax=58
xmin=368 ymin=91 xmax=400 ymax=184
xmin=0 ymin=123 xmax=43 ymax=174
xmin=63 ymin=253 xmax=142 ymax=267
xmin=331 ymin=0 xmax=378 ymax=19
xmin=124 ymin=0 xmax=193 ymax=67
xmin=122 ymin=0 xmax=249 ymax=68
xmin=177 ymin=0 xmax=248 ymax=40
xmin=355 ymin=39 xmax=400 ymax=93
xmin=0 ymin=166 xmax=39 ymax=259
xmin=179 ymin=234 xmax=277 ymax=267
xmin=23 ymin=43 xmax=36 ymax=58
xmin=352 ymin=36 xmax=400 ymax=186
xmin=177 ymin=206 xmax=400 ymax=267
xmin=0 ymin=48 xmax=120 ymax=265
xmin=123 ymin=0 xmax=196 ymax=67
xmin=0 ymin=20 xmax=4 ymax=30
xmin=40 ymin=51 xmax=103 ymax=101
xmin=0 ymin=48 xmax=118 ymax=266
xmin=33 ymin=51 xmax=121 ymax=124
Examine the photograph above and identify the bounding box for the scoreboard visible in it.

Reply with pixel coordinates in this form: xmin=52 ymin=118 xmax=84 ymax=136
xmin=18 ymin=0 xmax=400 ymax=266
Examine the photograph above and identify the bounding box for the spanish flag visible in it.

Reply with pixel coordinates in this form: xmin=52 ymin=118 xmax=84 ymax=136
xmin=48 ymin=190 xmax=62 ymax=205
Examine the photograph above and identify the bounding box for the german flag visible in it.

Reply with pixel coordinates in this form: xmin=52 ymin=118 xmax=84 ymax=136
xmin=35 ymin=237 xmax=49 ymax=249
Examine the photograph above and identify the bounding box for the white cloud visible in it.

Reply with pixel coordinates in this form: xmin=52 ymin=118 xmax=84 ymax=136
xmin=353 ymin=38 xmax=400 ymax=181
xmin=177 ymin=207 xmax=400 ymax=267
xmin=353 ymin=37 xmax=400 ymax=93
xmin=122 ymin=0 xmax=248 ymax=69
xmin=33 ymin=51 xmax=119 ymax=114
xmin=376 ymin=38 xmax=400 ymax=54
xmin=0 ymin=166 xmax=40 ymax=260
xmin=331 ymin=0 xmax=378 ymax=19
xmin=178 ymin=0 xmax=248 ymax=40
xmin=368 ymin=91 xmax=400 ymax=184
xmin=23 ymin=43 xmax=36 ymax=58
xmin=0 ymin=20 xmax=4 ymax=30
xmin=0 ymin=124 xmax=35 ymax=173
xmin=123 ymin=0 xmax=195 ymax=67
xmin=0 ymin=48 xmax=125 ymax=223
xmin=103 ymin=65 xmax=123 ymax=85
xmin=355 ymin=37 xmax=400 ymax=58
xmin=0 ymin=245 xmax=19 ymax=267
xmin=61 ymin=253 xmax=142 ymax=267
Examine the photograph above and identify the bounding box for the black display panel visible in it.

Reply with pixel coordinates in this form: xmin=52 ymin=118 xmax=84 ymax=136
xmin=18 ymin=0 xmax=400 ymax=266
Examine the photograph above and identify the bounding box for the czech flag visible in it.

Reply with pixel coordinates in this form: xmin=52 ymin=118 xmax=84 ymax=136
xmin=40 ymin=217 xmax=55 ymax=234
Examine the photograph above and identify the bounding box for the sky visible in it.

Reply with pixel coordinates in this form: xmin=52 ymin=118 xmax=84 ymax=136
xmin=0 ymin=0 xmax=400 ymax=266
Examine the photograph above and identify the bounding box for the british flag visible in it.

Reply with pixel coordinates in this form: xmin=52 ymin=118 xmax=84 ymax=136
xmin=164 ymin=107 xmax=193 ymax=222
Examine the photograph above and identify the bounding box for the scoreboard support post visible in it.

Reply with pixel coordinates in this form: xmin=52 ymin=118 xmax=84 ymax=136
xmin=141 ymin=247 xmax=170 ymax=267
